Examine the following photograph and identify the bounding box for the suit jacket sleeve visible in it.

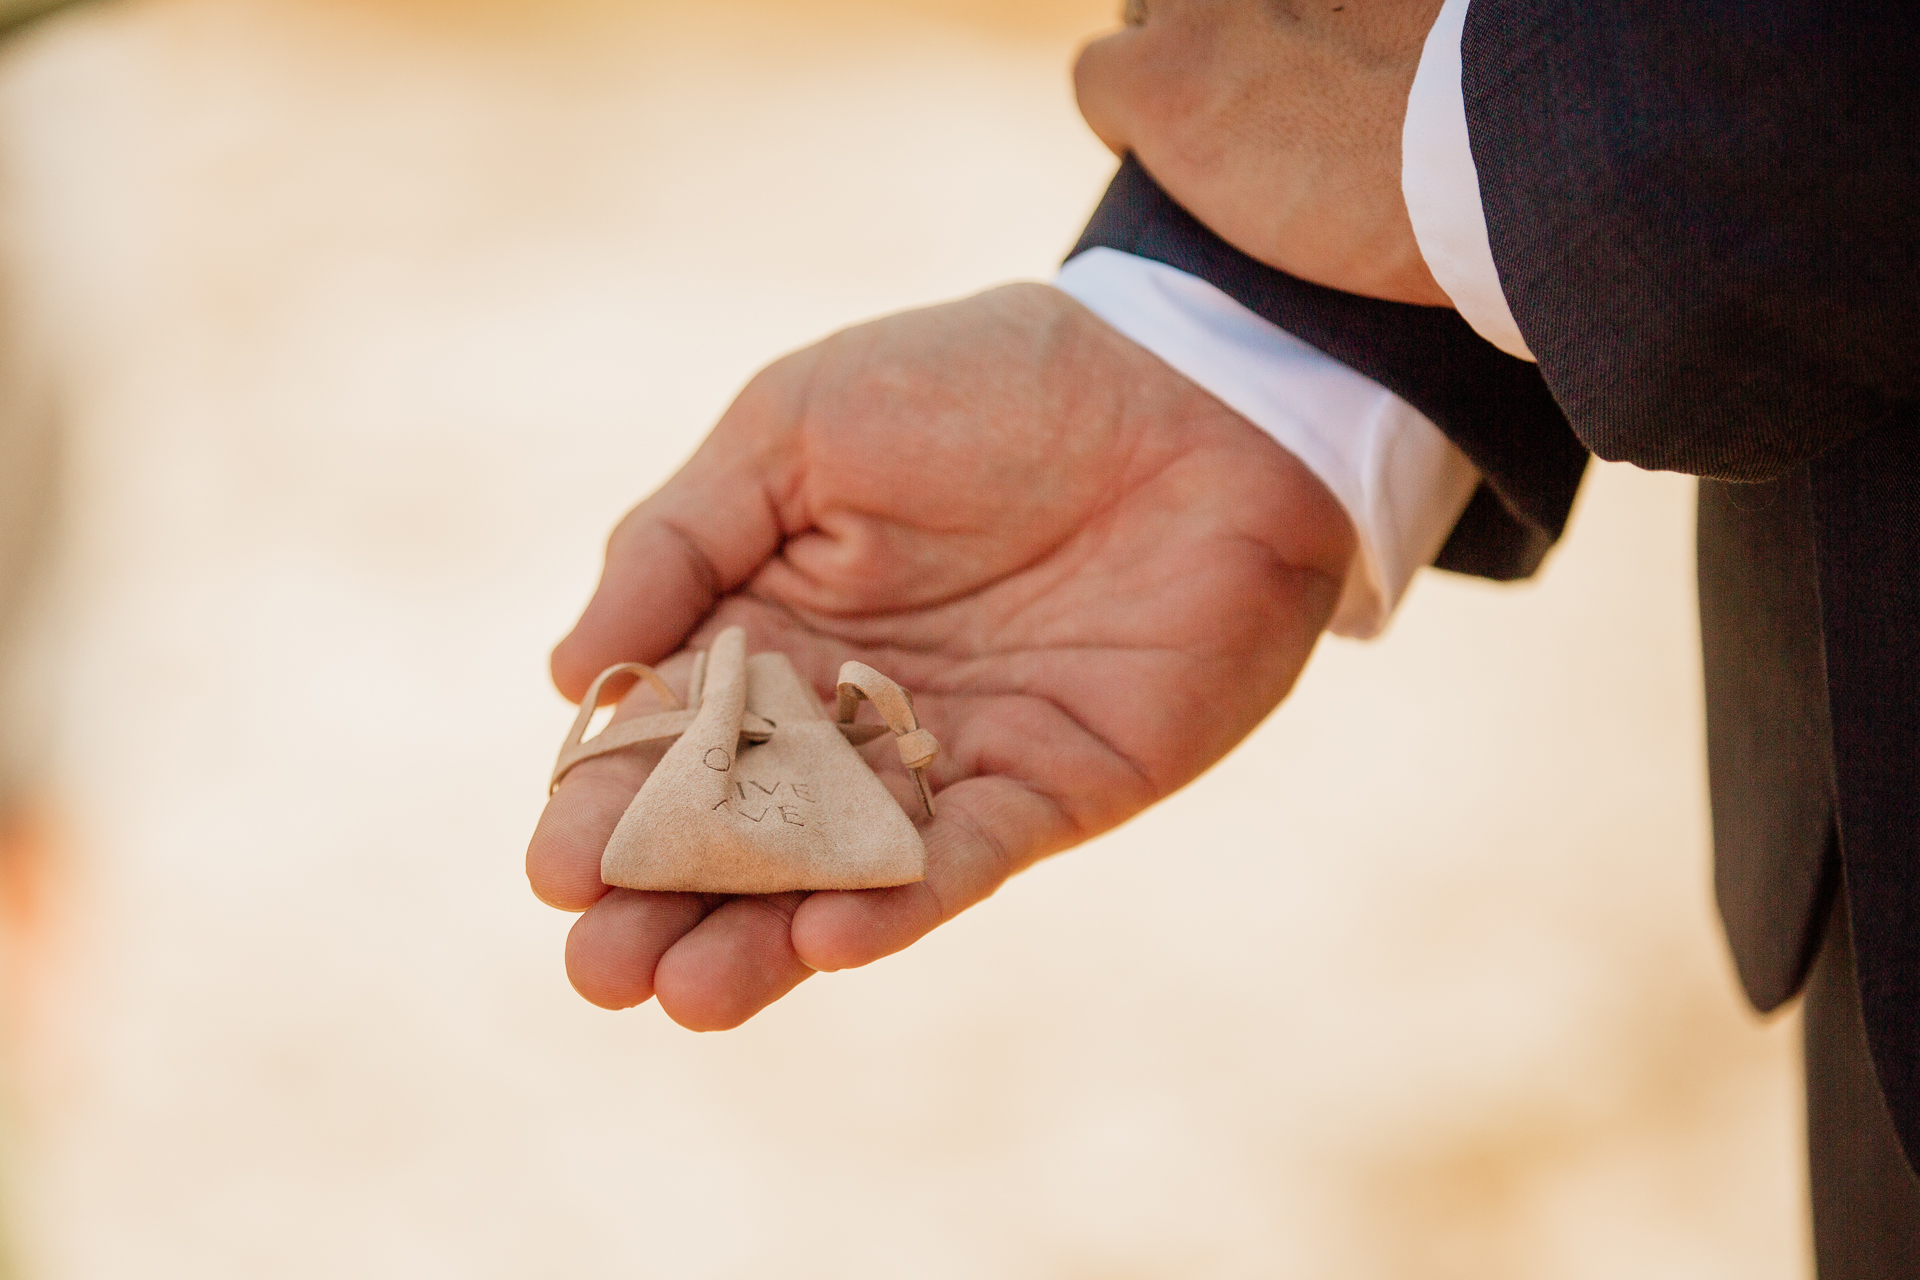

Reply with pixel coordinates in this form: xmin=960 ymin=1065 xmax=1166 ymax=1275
xmin=1463 ymin=0 xmax=1920 ymax=479
xmin=1071 ymin=157 xmax=1589 ymax=582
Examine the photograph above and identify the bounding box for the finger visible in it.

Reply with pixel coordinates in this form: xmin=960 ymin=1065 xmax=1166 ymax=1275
xmin=527 ymin=765 xmax=648 ymax=911
xmin=551 ymin=360 xmax=811 ymax=702
xmin=527 ymin=662 xmax=692 ymax=911
xmin=550 ymin=512 xmax=742 ymax=703
xmin=790 ymin=776 xmax=1075 ymax=973
xmin=652 ymin=893 xmax=815 ymax=1032
xmin=565 ymin=889 xmax=719 ymax=1011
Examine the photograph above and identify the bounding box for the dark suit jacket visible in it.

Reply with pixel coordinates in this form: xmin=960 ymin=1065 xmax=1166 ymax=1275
xmin=1070 ymin=0 xmax=1920 ymax=1172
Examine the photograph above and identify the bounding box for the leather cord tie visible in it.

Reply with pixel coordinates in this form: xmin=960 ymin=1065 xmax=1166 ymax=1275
xmin=835 ymin=660 xmax=940 ymax=820
xmin=550 ymin=662 xmax=774 ymax=793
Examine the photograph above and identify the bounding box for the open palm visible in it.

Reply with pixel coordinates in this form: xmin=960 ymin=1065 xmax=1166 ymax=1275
xmin=527 ymin=284 xmax=1355 ymax=1027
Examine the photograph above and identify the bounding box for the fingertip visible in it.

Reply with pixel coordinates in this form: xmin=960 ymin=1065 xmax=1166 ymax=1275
xmin=526 ymin=773 xmax=629 ymax=912
xmin=564 ymin=889 xmax=716 ymax=1012
xmin=790 ymin=883 xmax=943 ymax=973
xmin=652 ymin=896 xmax=814 ymax=1031
xmin=550 ymin=633 xmax=594 ymax=706
xmin=525 ymin=843 xmax=588 ymax=913
xmin=654 ymin=990 xmax=752 ymax=1034
xmin=565 ymin=908 xmax=654 ymax=1011
xmin=526 ymin=846 xmax=608 ymax=914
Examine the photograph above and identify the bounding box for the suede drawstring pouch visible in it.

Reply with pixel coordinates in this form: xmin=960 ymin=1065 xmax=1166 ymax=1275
xmin=550 ymin=627 xmax=936 ymax=894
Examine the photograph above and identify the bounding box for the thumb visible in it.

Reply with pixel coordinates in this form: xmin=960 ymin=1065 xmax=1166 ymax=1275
xmin=550 ymin=357 xmax=810 ymax=702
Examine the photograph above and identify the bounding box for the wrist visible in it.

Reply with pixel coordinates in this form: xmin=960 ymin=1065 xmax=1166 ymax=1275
xmin=1074 ymin=0 xmax=1450 ymax=306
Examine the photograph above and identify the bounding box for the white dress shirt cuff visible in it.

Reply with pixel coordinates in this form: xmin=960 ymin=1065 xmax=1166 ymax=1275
xmin=1401 ymin=0 xmax=1535 ymax=362
xmin=1054 ymin=248 xmax=1481 ymax=638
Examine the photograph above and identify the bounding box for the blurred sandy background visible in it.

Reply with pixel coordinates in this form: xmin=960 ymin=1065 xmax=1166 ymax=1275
xmin=0 ymin=0 xmax=1805 ymax=1276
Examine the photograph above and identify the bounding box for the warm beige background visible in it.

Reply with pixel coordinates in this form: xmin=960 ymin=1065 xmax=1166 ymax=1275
xmin=0 ymin=0 xmax=1804 ymax=1276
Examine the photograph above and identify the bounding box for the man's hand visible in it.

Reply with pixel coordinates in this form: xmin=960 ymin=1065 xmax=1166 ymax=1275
xmin=1076 ymin=0 xmax=1448 ymax=306
xmin=527 ymin=285 xmax=1355 ymax=1029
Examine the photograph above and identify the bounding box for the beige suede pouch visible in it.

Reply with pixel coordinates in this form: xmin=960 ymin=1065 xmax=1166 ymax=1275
xmin=550 ymin=627 xmax=934 ymax=894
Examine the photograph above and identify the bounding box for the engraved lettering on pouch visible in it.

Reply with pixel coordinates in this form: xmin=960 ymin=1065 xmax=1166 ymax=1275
xmin=710 ymin=778 xmax=822 ymax=828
